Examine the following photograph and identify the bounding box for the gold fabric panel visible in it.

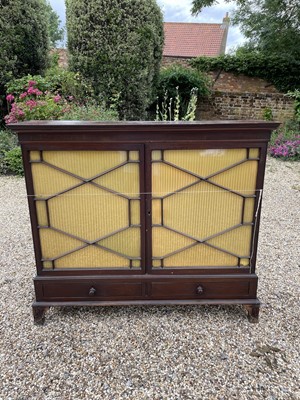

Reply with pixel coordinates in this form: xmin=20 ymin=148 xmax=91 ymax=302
xmin=43 ymin=261 xmax=53 ymax=270
xmin=152 ymin=150 xmax=162 ymax=161
xmin=130 ymin=200 xmax=140 ymax=225
xmin=164 ymin=182 xmax=242 ymax=239
xmin=129 ymin=151 xmax=139 ymax=161
xmin=132 ymin=260 xmax=141 ymax=268
xmin=55 ymin=245 xmax=129 ymax=268
xmin=240 ymin=258 xmax=250 ymax=267
xmin=152 ymin=199 xmax=162 ymax=225
xmin=36 ymin=201 xmax=48 ymax=226
xmin=164 ymin=244 xmax=237 ymax=267
xmin=152 ymin=227 xmax=195 ymax=258
xmin=94 ymin=163 xmax=140 ymax=198
xmin=249 ymin=148 xmax=259 ymax=159
xmin=49 ymin=184 xmax=128 ymax=241
xmin=152 ymin=162 xmax=198 ymax=197
xmin=209 ymin=161 xmax=258 ymax=195
xmin=31 ymin=163 xmax=81 ymax=199
xmin=130 ymin=200 xmax=141 ymax=225
xmin=39 ymin=228 xmax=82 ymax=259
xmin=43 ymin=150 xmax=127 ymax=179
xmin=207 ymin=226 xmax=252 ymax=257
xmin=31 ymin=150 xmax=142 ymax=270
xmin=30 ymin=151 xmax=41 ymax=161
xmin=244 ymin=198 xmax=255 ymax=223
xmin=164 ymin=149 xmax=247 ymax=177
xmin=98 ymin=227 xmax=140 ymax=258
xmin=153 ymin=260 xmax=162 ymax=267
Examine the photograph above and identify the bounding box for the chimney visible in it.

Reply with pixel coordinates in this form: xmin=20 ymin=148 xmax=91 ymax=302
xmin=220 ymin=13 xmax=230 ymax=54
xmin=222 ymin=12 xmax=230 ymax=28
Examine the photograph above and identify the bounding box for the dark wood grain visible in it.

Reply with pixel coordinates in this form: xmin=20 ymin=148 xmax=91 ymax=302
xmin=10 ymin=121 xmax=279 ymax=323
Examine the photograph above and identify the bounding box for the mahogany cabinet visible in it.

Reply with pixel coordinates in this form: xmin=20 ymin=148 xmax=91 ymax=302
xmin=11 ymin=121 xmax=279 ymax=324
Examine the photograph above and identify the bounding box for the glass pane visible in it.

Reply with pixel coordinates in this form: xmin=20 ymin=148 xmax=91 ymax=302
xmin=152 ymin=149 xmax=257 ymax=268
xmin=43 ymin=150 xmax=127 ymax=179
xmin=164 ymin=244 xmax=238 ymax=267
xmin=164 ymin=149 xmax=247 ymax=177
xmin=32 ymin=150 xmax=141 ymax=270
xmin=36 ymin=200 xmax=48 ymax=226
xmin=94 ymin=163 xmax=140 ymax=198
xmin=30 ymin=151 xmax=41 ymax=161
xmin=249 ymin=148 xmax=259 ymax=159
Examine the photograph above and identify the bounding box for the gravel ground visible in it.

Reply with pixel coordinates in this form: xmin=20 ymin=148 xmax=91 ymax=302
xmin=0 ymin=157 xmax=299 ymax=400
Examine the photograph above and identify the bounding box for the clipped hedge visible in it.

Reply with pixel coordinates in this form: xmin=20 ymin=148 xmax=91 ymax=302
xmin=66 ymin=0 xmax=164 ymax=120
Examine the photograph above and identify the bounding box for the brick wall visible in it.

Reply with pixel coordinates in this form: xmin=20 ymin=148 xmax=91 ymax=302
xmin=210 ymin=71 xmax=279 ymax=94
xmin=198 ymin=91 xmax=294 ymax=122
xmin=50 ymin=48 xmax=68 ymax=69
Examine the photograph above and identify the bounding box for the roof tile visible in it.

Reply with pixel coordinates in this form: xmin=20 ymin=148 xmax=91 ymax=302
xmin=163 ymin=22 xmax=228 ymax=58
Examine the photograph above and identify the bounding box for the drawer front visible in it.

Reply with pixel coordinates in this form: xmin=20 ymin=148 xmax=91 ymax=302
xmin=35 ymin=276 xmax=257 ymax=301
xmin=150 ymin=278 xmax=256 ymax=300
xmin=38 ymin=281 xmax=144 ymax=301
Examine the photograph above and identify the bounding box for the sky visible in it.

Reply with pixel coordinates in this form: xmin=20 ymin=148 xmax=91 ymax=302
xmin=49 ymin=0 xmax=244 ymax=51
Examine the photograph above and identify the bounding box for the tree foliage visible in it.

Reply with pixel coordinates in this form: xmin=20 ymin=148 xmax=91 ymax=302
xmin=44 ymin=1 xmax=64 ymax=47
xmin=0 ymin=0 xmax=50 ymax=122
xmin=191 ymin=0 xmax=300 ymax=59
xmin=66 ymin=0 xmax=164 ymax=120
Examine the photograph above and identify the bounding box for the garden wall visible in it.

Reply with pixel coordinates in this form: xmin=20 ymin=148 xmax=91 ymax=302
xmin=198 ymin=91 xmax=294 ymax=122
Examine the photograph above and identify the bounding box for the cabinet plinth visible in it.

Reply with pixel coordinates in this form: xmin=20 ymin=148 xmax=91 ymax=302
xmin=11 ymin=121 xmax=279 ymax=324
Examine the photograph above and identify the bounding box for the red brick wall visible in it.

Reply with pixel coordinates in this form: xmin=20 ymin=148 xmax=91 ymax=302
xmin=198 ymin=91 xmax=294 ymax=123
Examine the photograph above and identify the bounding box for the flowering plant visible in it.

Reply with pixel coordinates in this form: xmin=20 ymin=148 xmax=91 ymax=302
xmin=269 ymin=137 xmax=300 ymax=160
xmin=5 ymin=80 xmax=70 ymax=124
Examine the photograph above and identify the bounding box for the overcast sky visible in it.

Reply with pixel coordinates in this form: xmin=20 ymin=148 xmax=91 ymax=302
xmin=49 ymin=0 xmax=244 ymax=51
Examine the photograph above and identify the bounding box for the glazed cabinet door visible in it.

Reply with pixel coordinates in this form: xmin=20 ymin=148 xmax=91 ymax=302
xmin=28 ymin=146 xmax=145 ymax=272
xmin=148 ymin=146 xmax=261 ymax=271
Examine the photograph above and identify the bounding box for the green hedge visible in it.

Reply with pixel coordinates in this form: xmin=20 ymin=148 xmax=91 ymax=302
xmin=191 ymin=54 xmax=300 ymax=93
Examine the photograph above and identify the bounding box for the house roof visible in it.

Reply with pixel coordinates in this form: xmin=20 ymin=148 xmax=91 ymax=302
xmin=163 ymin=21 xmax=229 ymax=58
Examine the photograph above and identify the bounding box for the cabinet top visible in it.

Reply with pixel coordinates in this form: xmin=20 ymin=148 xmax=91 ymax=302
xmin=10 ymin=120 xmax=280 ymax=144
xmin=10 ymin=120 xmax=280 ymax=131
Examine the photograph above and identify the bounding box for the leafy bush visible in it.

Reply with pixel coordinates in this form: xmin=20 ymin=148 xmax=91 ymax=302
xmin=5 ymin=80 xmax=69 ymax=124
xmin=0 ymin=129 xmax=22 ymax=175
xmin=6 ymin=70 xmax=94 ymax=104
xmin=191 ymin=53 xmax=300 ymax=93
xmin=156 ymin=64 xmax=211 ymax=119
xmin=66 ymin=0 xmax=164 ymax=120
xmin=286 ymin=90 xmax=300 ymax=122
xmin=61 ymin=102 xmax=118 ymax=121
xmin=4 ymin=147 xmax=24 ymax=176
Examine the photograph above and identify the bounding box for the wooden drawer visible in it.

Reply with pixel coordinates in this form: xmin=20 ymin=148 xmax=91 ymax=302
xmin=36 ymin=280 xmax=144 ymax=301
xmin=150 ymin=277 xmax=257 ymax=300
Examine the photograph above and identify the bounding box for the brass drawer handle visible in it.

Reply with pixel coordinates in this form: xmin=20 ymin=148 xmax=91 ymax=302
xmin=89 ymin=287 xmax=97 ymax=297
xmin=196 ymin=285 xmax=204 ymax=295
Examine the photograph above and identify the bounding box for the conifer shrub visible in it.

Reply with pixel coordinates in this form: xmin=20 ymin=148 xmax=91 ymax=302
xmin=66 ymin=0 xmax=164 ymax=120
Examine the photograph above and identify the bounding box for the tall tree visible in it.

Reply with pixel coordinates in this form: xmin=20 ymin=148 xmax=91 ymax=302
xmin=66 ymin=0 xmax=164 ymax=120
xmin=0 ymin=0 xmax=49 ymax=119
xmin=191 ymin=0 xmax=300 ymax=58
xmin=43 ymin=1 xmax=64 ymax=48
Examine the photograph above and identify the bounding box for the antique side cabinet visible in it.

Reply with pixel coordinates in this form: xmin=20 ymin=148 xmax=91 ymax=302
xmin=11 ymin=121 xmax=279 ymax=324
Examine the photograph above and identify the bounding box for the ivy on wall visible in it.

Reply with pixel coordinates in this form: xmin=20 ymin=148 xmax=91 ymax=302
xmin=190 ymin=54 xmax=300 ymax=93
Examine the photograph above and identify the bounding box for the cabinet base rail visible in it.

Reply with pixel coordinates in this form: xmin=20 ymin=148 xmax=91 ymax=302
xmin=32 ymin=299 xmax=260 ymax=325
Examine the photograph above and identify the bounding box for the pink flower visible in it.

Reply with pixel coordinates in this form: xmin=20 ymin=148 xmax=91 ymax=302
xmin=27 ymin=87 xmax=35 ymax=95
xmin=53 ymin=94 xmax=61 ymax=103
xmin=6 ymin=94 xmax=14 ymax=103
xmin=28 ymin=80 xmax=37 ymax=87
xmin=25 ymin=100 xmax=38 ymax=109
xmin=20 ymin=92 xmax=28 ymax=99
